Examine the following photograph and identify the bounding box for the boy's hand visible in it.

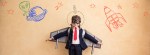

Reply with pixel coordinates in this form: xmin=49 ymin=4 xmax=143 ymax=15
xmin=50 ymin=37 xmax=54 ymax=40
xmin=46 ymin=37 xmax=54 ymax=42
xmin=98 ymin=41 xmax=102 ymax=45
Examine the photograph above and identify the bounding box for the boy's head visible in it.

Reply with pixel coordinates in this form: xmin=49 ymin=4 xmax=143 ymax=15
xmin=71 ymin=15 xmax=81 ymax=24
xmin=71 ymin=15 xmax=81 ymax=27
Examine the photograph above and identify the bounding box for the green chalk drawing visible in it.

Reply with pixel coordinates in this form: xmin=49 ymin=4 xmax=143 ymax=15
xmin=19 ymin=1 xmax=30 ymax=16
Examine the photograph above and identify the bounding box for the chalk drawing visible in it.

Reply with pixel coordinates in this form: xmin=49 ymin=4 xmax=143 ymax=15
xmin=67 ymin=5 xmax=85 ymax=26
xmin=117 ymin=4 xmax=122 ymax=9
xmin=27 ymin=6 xmax=47 ymax=22
xmin=7 ymin=9 xmax=14 ymax=15
xmin=104 ymin=6 xmax=127 ymax=32
xmin=90 ymin=3 xmax=96 ymax=8
xmin=132 ymin=2 xmax=139 ymax=8
xmin=0 ymin=1 xmax=7 ymax=7
xmin=143 ymin=11 xmax=149 ymax=16
xmin=55 ymin=1 xmax=63 ymax=10
xmin=19 ymin=1 xmax=30 ymax=16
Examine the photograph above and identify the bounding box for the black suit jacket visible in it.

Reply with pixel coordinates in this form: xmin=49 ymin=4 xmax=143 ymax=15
xmin=53 ymin=28 xmax=98 ymax=50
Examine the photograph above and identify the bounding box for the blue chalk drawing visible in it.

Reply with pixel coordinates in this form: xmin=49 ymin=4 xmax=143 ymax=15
xmin=27 ymin=6 xmax=47 ymax=22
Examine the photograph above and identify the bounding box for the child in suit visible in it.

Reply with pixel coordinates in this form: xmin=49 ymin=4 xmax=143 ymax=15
xmin=51 ymin=15 xmax=100 ymax=55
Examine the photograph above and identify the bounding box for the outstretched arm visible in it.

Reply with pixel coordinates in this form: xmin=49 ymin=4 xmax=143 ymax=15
xmin=53 ymin=29 xmax=68 ymax=40
xmin=84 ymin=32 xmax=98 ymax=44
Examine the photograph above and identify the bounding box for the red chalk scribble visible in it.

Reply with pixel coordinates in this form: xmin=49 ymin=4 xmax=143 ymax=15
xmin=7 ymin=9 xmax=14 ymax=15
xmin=117 ymin=4 xmax=122 ymax=9
xmin=132 ymin=2 xmax=139 ymax=8
xmin=90 ymin=3 xmax=96 ymax=8
xmin=55 ymin=1 xmax=63 ymax=10
xmin=0 ymin=1 xmax=7 ymax=7
xmin=143 ymin=11 xmax=149 ymax=16
xmin=104 ymin=6 xmax=127 ymax=32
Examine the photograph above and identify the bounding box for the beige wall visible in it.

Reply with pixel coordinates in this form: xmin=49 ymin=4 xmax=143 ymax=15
xmin=0 ymin=0 xmax=150 ymax=55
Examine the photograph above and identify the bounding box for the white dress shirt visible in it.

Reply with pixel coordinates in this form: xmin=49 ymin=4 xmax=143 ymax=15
xmin=72 ymin=27 xmax=80 ymax=44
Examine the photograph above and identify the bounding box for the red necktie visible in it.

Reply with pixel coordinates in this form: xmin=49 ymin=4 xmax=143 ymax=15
xmin=74 ymin=27 xmax=77 ymax=41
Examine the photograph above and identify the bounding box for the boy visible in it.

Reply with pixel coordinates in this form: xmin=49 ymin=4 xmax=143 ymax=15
xmin=50 ymin=15 xmax=100 ymax=55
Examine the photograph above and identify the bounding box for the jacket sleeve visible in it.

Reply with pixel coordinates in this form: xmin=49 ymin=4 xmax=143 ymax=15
xmin=84 ymin=32 xmax=98 ymax=44
xmin=53 ymin=29 xmax=68 ymax=40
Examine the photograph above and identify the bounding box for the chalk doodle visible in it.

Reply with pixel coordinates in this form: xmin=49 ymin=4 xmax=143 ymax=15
xmin=132 ymin=2 xmax=139 ymax=8
xmin=143 ymin=11 xmax=149 ymax=16
xmin=90 ymin=3 xmax=96 ymax=8
xmin=73 ymin=5 xmax=78 ymax=14
xmin=7 ymin=9 xmax=14 ymax=15
xmin=67 ymin=5 xmax=85 ymax=26
xmin=0 ymin=1 xmax=7 ymax=7
xmin=19 ymin=1 xmax=47 ymax=22
xmin=117 ymin=4 xmax=122 ymax=9
xmin=104 ymin=6 xmax=127 ymax=32
xmin=55 ymin=1 xmax=63 ymax=10
xmin=19 ymin=1 xmax=30 ymax=16
xmin=27 ymin=6 xmax=47 ymax=22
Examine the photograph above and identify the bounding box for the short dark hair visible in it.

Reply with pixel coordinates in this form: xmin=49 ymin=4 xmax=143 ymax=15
xmin=71 ymin=15 xmax=81 ymax=24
